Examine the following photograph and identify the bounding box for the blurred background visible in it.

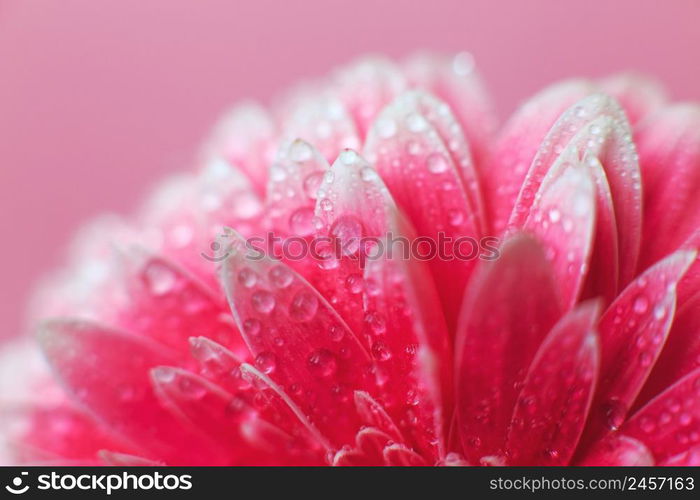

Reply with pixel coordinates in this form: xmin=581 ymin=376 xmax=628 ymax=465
xmin=0 ymin=0 xmax=698 ymax=340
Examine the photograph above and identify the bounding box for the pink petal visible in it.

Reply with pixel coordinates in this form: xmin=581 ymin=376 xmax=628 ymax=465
xmin=362 ymin=222 xmax=451 ymax=460
xmin=511 ymin=94 xmax=642 ymax=286
xmin=619 ymin=367 xmax=700 ymax=462
xmin=523 ymin=157 xmax=596 ymax=309
xmin=636 ymin=105 xmax=700 ymax=268
xmin=403 ymin=52 xmax=498 ymax=170
xmin=118 ymin=252 xmax=248 ymax=360
xmin=364 ymin=93 xmax=483 ymax=327
xmin=577 ymin=434 xmax=654 ymax=466
xmin=505 ymin=301 xmax=600 ymax=465
xmin=6 ymin=404 xmax=132 ymax=464
xmin=481 ymin=80 xmax=595 ymax=234
xmin=314 ymin=150 xmax=450 ymax=459
xmin=220 ymin=232 xmax=372 ymax=449
xmin=454 ymin=234 xmax=563 ymax=463
xmin=582 ymin=250 xmax=695 ymax=448
xmin=37 ymin=319 xmax=213 ymax=464
xmin=579 ymin=157 xmax=620 ymax=305
xmin=151 ymin=365 xmax=323 ymax=465
xmin=640 ymin=291 xmax=700 ymax=407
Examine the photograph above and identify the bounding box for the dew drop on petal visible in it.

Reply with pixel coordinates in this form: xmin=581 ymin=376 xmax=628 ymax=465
xmin=633 ymin=295 xmax=649 ymax=314
xmin=268 ymin=265 xmax=294 ymax=289
xmin=448 ymin=209 xmax=464 ymax=227
xmin=255 ymin=351 xmax=277 ymax=374
xmin=426 ymin=152 xmax=449 ymax=174
xmin=653 ymin=304 xmax=667 ymax=320
xmin=303 ymin=172 xmax=325 ymax=200
xmin=365 ymin=311 xmax=387 ymax=335
xmin=243 ymin=318 xmax=261 ymax=337
xmin=604 ymin=398 xmax=627 ymax=431
xmin=371 ymin=341 xmax=392 ymax=361
xmin=330 ymin=215 xmax=364 ymax=255
xmin=307 ymin=348 xmax=337 ymax=377
xmin=289 ymin=207 xmax=317 ymax=236
xmin=237 ymin=268 xmax=257 ymax=288
xmin=360 ymin=167 xmax=379 ymax=182
xmin=406 ymin=113 xmax=428 ymax=132
xmin=340 ymin=150 xmax=359 ymax=165
xmin=251 ymin=290 xmax=275 ymax=314
xmin=328 ymin=324 xmax=344 ymax=342
xmin=289 ymin=290 xmax=319 ymax=321
xmin=345 ymin=273 xmax=364 ymax=294
xmin=143 ymin=262 xmax=177 ymax=296
xmin=289 ymin=140 xmax=312 ymax=162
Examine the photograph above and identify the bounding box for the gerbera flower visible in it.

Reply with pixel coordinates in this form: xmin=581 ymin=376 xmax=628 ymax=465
xmin=1 ymin=53 xmax=699 ymax=466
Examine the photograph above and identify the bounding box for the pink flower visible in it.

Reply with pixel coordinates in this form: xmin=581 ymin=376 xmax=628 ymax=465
xmin=2 ymin=53 xmax=699 ymax=466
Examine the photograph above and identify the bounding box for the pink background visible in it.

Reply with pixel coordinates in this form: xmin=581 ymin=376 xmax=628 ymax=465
xmin=0 ymin=0 xmax=698 ymax=339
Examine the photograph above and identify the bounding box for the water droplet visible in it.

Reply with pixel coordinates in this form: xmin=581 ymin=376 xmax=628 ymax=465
xmin=633 ymin=295 xmax=649 ymax=314
xmin=319 ymin=198 xmax=334 ymax=212
xmin=604 ymin=398 xmax=627 ymax=430
xmin=269 ymin=265 xmax=293 ymax=288
xmin=330 ymin=215 xmax=364 ymax=255
xmin=143 ymin=262 xmax=177 ymax=296
xmin=406 ymin=113 xmax=428 ymax=132
xmin=255 ymin=351 xmax=277 ymax=374
xmin=340 ymin=150 xmax=359 ymax=165
xmin=251 ymin=290 xmax=275 ymax=314
xmin=653 ymin=304 xmax=667 ymax=320
xmin=174 ymin=377 xmax=206 ymax=400
xmin=639 ymin=351 xmax=653 ymax=367
xmin=237 ymin=268 xmax=257 ymax=288
xmin=243 ymin=318 xmax=261 ymax=337
xmin=289 ymin=140 xmax=312 ymax=162
xmin=328 ymin=324 xmax=344 ymax=342
xmin=679 ymin=413 xmax=692 ymax=426
xmin=405 ymin=140 xmax=422 ymax=156
xmin=548 ymin=208 xmax=561 ymax=223
xmin=289 ymin=290 xmax=319 ymax=321
xmin=307 ymin=348 xmax=337 ymax=377
xmin=360 ymin=167 xmax=378 ymax=182
xmin=345 ymin=273 xmax=364 ymax=294
xmin=269 ymin=164 xmax=287 ymax=182
xmin=426 ymin=152 xmax=449 ymax=173
xmin=303 ymin=172 xmax=324 ymax=200
xmin=371 ymin=340 xmax=392 ymax=361
xmin=365 ymin=311 xmax=387 ymax=335
xmin=639 ymin=416 xmax=655 ymax=433
xmin=289 ymin=207 xmax=317 ymax=236
xmin=447 ymin=209 xmax=464 ymax=226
